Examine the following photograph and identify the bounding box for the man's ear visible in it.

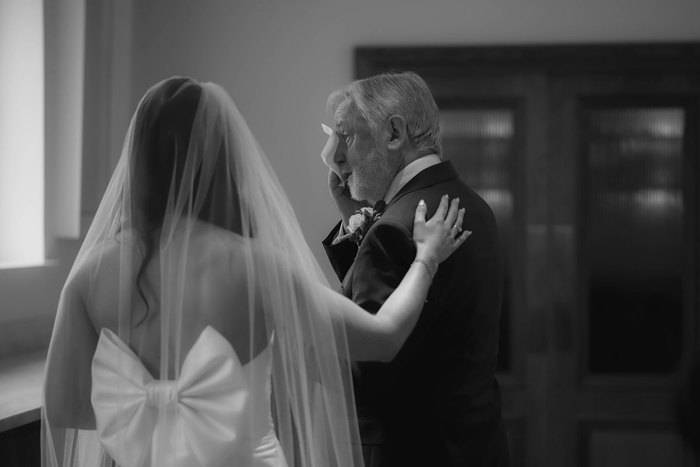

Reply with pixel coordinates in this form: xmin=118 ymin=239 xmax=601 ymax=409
xmin=386 ymin=115 xmax=408 ymax=151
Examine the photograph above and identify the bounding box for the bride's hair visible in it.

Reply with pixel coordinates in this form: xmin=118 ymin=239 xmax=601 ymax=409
xmin=130 ymin=78 xmax=198 ymax=314
xmin=129 ymin=76 xmax=246 ymax=319
xmin=130 ymin=77 xmax=200 ymax=235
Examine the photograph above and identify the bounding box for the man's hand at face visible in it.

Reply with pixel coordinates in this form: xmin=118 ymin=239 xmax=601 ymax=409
xmin=323 ymin=122 xmax=368 ymax=226
xmin=328 ymin=169 xmax=368 ymax=228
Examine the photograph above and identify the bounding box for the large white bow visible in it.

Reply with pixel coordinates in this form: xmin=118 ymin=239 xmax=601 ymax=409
xmin=91 ymin=326 xmax=250 ymax=467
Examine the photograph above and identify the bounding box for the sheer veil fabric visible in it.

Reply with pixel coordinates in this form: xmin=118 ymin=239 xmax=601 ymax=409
xmin=42 ymin=77 xmax=363 ymax=466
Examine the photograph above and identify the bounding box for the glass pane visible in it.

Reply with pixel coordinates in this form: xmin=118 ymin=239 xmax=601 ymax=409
xmin=585 ymin=107 xmax=684 ymax=374
xmin=440 ymin=109 xmax=515 ymax=371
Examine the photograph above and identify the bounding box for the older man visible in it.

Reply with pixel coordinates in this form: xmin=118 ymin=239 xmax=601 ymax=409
xmin=322 ymin=71 xmax=509 ymax=466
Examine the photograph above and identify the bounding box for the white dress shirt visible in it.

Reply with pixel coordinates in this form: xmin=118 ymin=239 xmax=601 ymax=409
xmin=382 ymin=154 xmax=441 ymax=204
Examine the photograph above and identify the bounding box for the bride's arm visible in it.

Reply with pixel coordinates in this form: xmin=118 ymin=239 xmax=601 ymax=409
xmin=321 ymin=196 xmax=468 ymax=362
xmin=44 ymin=272 xmax=98 ymax=429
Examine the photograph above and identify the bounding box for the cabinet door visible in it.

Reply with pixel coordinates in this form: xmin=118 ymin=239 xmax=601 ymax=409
xmin=548 ymin=72 xmax=699 ymax=467
xmin=386 ymin=65 xmax=551 ymax=467
xmin=437 ymin=74 xmax=552 ymax=467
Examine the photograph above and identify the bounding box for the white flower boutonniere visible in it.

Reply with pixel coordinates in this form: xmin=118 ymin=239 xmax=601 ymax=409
xmin=347 ymin=207 xmax=380 ymax=244
xmin=335 ymin=206 xmax=383 ymax=246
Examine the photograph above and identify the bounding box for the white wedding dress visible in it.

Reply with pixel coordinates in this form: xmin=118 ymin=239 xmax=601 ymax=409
xmin=42 ymin=77 xmax=363 ymax=467
xmin=91 ymin=326 xmax=287 ymax=467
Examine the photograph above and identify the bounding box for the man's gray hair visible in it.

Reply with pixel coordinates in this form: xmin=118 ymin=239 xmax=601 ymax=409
xmin=328 ymin=71 xmax=442 ymax=157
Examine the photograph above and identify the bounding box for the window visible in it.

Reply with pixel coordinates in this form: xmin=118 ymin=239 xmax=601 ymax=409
xmin=0 ymin=0 xmax=85 ymax=268
xmin=0 ymin=0 xmax=45 ymax=268
xmin=584 ymin=107 xmax=685 ymax=374
xmin=440 ymin=107 xmax=516 ymax=370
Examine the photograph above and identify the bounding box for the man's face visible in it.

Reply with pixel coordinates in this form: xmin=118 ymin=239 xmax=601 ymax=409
xmin=332 ymin=99 xmax=397 ymax=203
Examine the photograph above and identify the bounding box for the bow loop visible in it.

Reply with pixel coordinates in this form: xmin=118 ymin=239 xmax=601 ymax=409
xmin=92 ymin=326 xmax=250 ymax=467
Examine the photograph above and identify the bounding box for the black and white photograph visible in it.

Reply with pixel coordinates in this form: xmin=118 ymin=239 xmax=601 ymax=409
xmin=1 ymin=1 xmax=700 ymax=466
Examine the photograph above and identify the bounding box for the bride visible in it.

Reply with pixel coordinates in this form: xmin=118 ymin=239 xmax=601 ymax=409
xmin=41 ymin=77 xmax=468 ymax=467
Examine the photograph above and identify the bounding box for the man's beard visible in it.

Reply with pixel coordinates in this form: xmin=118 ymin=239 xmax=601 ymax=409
xmin=347 ymin=147 xmax=395 ymax=204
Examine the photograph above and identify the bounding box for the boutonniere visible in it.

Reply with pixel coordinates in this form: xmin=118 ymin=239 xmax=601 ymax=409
xmin=334 ymin=201 xmax=386 ymax=246
xmin=347 ymin=206 xmax=382 ymax=245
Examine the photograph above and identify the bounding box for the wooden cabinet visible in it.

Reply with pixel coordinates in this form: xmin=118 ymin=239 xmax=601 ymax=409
xmin=0 ymin=421 xmax=40 ymax=467
xmin=357 ymin=43 xmax=700 ymax=467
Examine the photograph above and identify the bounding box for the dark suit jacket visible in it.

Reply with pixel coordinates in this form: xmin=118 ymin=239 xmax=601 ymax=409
xmin=323 ymin=161 xmax=509 ymax=466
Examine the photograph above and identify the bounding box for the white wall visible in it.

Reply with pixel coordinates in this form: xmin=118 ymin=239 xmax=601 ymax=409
xmin=127 ymin=0 xmax=700 ymax=281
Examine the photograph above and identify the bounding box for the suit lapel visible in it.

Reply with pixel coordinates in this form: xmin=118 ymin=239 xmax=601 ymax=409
xmin=340 ymin=261 xmax=355 ymax=298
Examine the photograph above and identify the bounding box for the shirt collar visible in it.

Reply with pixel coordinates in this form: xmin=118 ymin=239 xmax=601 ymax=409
xmin=383 ymin=154 xmax=441 ymax=204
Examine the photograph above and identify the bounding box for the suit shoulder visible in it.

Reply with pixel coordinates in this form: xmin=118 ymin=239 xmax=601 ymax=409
xmin=442 ymin=177 xmax=498 ymax=227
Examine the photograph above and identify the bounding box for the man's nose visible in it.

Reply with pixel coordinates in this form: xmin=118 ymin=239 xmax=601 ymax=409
xmin=333 ymin=139 xmax=347 ymax=165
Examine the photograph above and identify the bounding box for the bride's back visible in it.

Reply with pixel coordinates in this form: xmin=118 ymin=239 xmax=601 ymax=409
xmin=79 ymin=222 xmax=269 ymax=378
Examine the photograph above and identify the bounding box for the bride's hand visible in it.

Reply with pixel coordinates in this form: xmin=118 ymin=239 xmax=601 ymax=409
xmin=413 ymin=195 xmax=471 ymax=275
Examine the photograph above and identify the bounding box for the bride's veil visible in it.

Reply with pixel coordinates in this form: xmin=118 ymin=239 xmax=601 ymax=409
xmin=41 ymin=77 xmax=363 ymax=466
